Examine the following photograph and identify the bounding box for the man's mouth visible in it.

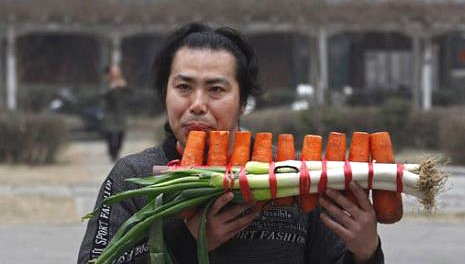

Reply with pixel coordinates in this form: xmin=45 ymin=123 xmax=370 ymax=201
xmin=184 ymin=123 xmax=212 ymax=132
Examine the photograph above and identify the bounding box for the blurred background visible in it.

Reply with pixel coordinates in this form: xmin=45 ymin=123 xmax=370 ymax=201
xmin=0 ymin=0 xmax=465 ymax=263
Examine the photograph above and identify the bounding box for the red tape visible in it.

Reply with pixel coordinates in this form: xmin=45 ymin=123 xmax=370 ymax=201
xmin=318 ymin=159 xmax=328 ymax=194
xmin=396 ymin=163 xmax=404 ymax=193
xmin=368 ymin=162 xmax=374 ymax=190
xmin=166 ymin=159 xmax=181 ymax=168
xmin=239 ymin=166 xmax=253 ymax=204
xmin=223 ymin=163 xmax=234 ymax=191
xmin=344 ymin=160 xmax=352 ymax=190
xmin=223 ymin=172 xmax=228 ymax=190
xmin=299 ymin=160 xmax=310 ymax=197
xmin=268 ymin=162 xmax=277 ymax=200
xmin=229 ymin=168 xmax=235 ymax=191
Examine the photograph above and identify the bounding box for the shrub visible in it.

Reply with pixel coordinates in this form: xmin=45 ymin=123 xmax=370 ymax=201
xmin=255 ymin=89 xmax=297 ymax=109
xmin=17 ymin=84 xmax=60 ymax=112
xmin=0 ymin=112 xmax=68 ymax=164
xmin=242 ymin=107 xmax=303 ymax=143
xmin=439 ymin=110 xmax=465 ymax=164
xmin=241 ymin=104 xmax=465 ymax=164
xmin=375 ymin=98 xmax=412 ymax=146
xmin=405 ymin=109 xmax=443 ymax=149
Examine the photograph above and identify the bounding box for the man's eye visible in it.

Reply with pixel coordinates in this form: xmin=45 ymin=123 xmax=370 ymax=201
xmin=176 ymin=84 xmax=190 ymax=91
xmin=210 ymin=86 xmax=225 ymax=93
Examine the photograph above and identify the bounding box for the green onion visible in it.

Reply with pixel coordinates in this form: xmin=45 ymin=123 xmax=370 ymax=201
xmin=84 ymin=159 xmax=445 ymax=264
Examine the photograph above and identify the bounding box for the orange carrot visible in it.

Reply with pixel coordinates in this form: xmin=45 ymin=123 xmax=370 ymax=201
xmin=277 ymin=134 xmax=296 ymax=161
xmin=251 ymin=132 xmax=273 ymax=163
xmin=207 ymin=131 xmax=230 ymax=166
xmin=251 ymin=133 xmax=273 ymax=209
xmin=324 ymin=132 xmax=347 ymax=202
xmin=181 ymin=130 xmax=207 ymax=166
xmin=299 ymin=135 xmax=322 ymax=212
xmin=370 ymin=132 xmax=403 ymax=223
xmin=349 ymin=132 xmax=370 ymax=162
xmin=301 ymin=135 xmax=322 ymax=161
xmin=271 ymin=196 xmax=295 ymax=207
xmin=347 ymin=132 xmax=370 ymax=205
xmin=230 ymin=131 xmax=251 ymax=166
xmin=273 ymin=134 xmax=296 ymax=206
xmin=325 ymin=132 xmax=347 ymax=161
xmin=178 ymin=130 xmax=207 ymax=219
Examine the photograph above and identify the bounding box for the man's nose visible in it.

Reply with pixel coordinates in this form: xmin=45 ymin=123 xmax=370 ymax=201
xmin=189 ymin=90 xmax=208 ymax=115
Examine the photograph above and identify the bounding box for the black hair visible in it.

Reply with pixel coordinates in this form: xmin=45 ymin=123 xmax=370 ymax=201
xmin=152 ymin=22 xmax=262 ymax=107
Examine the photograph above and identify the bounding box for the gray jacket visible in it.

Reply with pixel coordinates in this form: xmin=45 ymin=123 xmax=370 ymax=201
xmin=78 ymin=136 xmax=384 ymax=264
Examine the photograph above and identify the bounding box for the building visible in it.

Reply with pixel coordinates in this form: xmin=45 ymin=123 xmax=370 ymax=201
xmin=2 ymin=0 xmax=465 ymax=112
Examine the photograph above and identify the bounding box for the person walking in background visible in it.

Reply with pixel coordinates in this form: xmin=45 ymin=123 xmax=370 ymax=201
xmin=101 ymin=64 xmax=129 ymax=162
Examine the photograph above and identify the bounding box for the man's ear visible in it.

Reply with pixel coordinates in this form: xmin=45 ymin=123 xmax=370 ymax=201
xmin=240 ymin=104 xmax=246 ymax=115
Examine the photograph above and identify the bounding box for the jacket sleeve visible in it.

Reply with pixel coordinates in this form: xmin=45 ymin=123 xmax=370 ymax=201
xmin=306 ymin=206 xmax=384 ymax=264
xmin=77 ymin=158 xmax=149 ymax=264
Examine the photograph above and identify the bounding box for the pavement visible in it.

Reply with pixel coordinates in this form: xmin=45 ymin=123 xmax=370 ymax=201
xmin=1 ymin=129 xmax=465 ymax=264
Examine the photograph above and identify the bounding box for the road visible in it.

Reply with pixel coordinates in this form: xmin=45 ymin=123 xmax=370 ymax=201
xmin=1 ymin=136 xmax=464 ymax=264
xmin=0 ymin=219 xmax=464 ymax=264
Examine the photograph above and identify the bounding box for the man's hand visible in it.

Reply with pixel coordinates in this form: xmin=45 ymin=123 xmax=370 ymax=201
xmin=319 ymin=181 xmax=379 ymax=263
xmin=185 ymin=192 xmax=262 ymax=251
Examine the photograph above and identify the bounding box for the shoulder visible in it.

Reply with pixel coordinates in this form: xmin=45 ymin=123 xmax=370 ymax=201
xmin=125 ymin=145 xmax=168 ymax=166
xmin=109 ymin=145 xmax=169 ymax=181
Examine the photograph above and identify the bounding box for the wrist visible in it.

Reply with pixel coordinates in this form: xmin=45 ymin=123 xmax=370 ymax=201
xmin=352 ymin=236 xmax=380 ymax=264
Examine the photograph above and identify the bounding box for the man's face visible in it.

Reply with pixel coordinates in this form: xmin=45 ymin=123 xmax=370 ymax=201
xmin=166 ymin=47 xmax=243 ymax=147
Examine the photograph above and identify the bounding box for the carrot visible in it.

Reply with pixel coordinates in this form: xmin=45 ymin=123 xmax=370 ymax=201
xmin=349 ymin=132 xmax=370 ymax=162
xmin=301 ymin=135 xmax=322 ymax=161
xmin=251 ymin=132 xmax=273 ymax=163
xmin=277 ymin=134 xmax=296 ymax=161
xmin=324 ymin=132 xmax=348 ymax=204
xmin=347 ymin=132 xmax=370 ymax=205
xmin=370 ymin=132 xmax=403 ymax=223
xmin=299 ymin=135 xmax=322 ymax=212
xmin=230 ymin=131 xmax=251 ymax=166
xmin=178 ymin=130 xmax=208 ymax=219
xmin=207 ymin=131 xmax=230 ymax=166
xmin=273 ymin=134 xmax=296 ymax=206
xmin=325 ymin=132 xmax=346 ymax=161
xmin=181 ymin=131 xmax=207 ymax=166
xmin=250 ymin=133 xmax=273 ymax=209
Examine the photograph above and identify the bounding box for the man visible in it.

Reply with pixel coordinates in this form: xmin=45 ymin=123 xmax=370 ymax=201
xmin=78 ymin=22 xmax=383 ymax=264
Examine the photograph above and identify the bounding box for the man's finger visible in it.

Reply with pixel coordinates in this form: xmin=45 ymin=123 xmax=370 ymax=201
xmin=226 ymin=207 xmax=261 ymax=233
xmin=320 ymin=212 xmax=351 ymax=241
xmin=325 ymin=188 xmax=360 ymax=218
xmin=349 ymin=181 xmax=372 ymax=211
xmin=209 ymin=192 xmax=234 ymax=216
xmin=218 ymin=202 xmax=255 ymax=223
xmin=319 ymin=195 xmax=355 ymax=229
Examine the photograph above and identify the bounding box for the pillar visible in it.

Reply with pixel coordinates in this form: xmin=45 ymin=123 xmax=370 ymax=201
xmin=111 ymin=33 xmax=122 ymax=66
xmin=6 ymin=25 xmax=17 ymax=111
xmin=412 ymin=34 xmax=422 ymax=110
xmin=308 ymin=27 xmax=329 ymax=106
xmin=317 ymin=27 xmax=328 ymax=105
xmin=0 ymin=34 xmax=4 ymax=110
xmin=421 ymin=36 xmax=433 ymax=111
